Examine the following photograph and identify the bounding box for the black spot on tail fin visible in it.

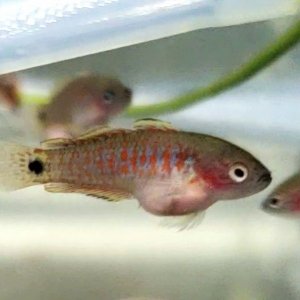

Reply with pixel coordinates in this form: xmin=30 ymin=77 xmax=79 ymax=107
xmin=28 ymin=159 xmax=44 ymax=175
xmin=0 ymin=142 xmax=41 ymax=191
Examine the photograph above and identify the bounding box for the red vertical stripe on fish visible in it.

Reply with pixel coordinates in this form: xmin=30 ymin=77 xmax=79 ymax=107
xmin=162 ymin=146 xmax=171 ymax=175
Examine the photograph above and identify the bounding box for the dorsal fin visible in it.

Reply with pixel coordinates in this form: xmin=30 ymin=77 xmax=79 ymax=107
xmin=41 ymin=138 xmax=74 ymax=149
xmin=77 ymin=125 xmax=113 ymax=140
xmin=133 ymin=118 xmax=177 ymax=131
xmin=77 ymin=125 xmax=131 ymax=141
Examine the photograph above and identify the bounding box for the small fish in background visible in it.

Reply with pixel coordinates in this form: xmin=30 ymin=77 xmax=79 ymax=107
xmin=0 ymin=119 xmax=271 ymax=229
xmin=38 ymin=73 xmax=132 ymax=138
xmin=0 ymin=73 xmax=20 ymax=111
xmin=262 ymin=173 xmax=300 ymax=216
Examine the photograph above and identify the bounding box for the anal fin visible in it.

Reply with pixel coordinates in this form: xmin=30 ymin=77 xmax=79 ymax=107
xmin=44 ymin=183 xmax=131 ymax=202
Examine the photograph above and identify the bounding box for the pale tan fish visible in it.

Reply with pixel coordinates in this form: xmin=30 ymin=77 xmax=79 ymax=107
xmin=38 ymin=73 xmax=132 ymax=138
xmin=262 ymin=173 xmax=300 ymax=216
xmin=0 ymin=119 xmax=271 ymax=228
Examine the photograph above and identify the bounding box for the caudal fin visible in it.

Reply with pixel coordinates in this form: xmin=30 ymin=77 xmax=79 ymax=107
xmin=0 ymin=142 xmax=40 ymax=191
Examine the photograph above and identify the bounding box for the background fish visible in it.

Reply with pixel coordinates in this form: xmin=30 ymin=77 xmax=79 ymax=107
xmin=0 ymin=119 xmax=271 ymax=227
xmin=262 ymin=173 xmax=300 ymax=215
xmin=38 ymin=73 xmax=132 ymax=138
xmin=0 ymin=73 xmax=20 ymax=111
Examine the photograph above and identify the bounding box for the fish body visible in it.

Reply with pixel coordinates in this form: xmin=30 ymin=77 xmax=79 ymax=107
xmin=38 ymin=73 xmax=132 ymax=138
xmin=262 ymin=173 xmax=300 ymax=215
xmin=0 ymin=119 xmax=271 ymax=220
xmin=36 ymin=130 xmax=217 ymax=216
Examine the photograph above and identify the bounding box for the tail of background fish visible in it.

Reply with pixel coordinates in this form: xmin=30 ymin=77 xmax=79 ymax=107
xmin=0 ymin=142 xmax=42 ymax=191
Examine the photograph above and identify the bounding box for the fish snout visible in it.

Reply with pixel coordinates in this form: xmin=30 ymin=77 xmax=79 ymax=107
xmin=124 ymin=87 xmax=132 ymax=99
xmin=260 ymin=197 xmax=282 ymax=214
xmin=258 ymin=172 xmax=272 ymax=185
xmin=261 ymin=198 xmax=271 ymax=211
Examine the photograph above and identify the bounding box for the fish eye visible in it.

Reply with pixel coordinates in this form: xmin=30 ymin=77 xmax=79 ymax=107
xmin=103 ymin=90 xmax=116 ymax=103
xmin=268 ymin=197 xmax=280 ymax=208
xmin=229 ymin=163 xmax=248 ymax=183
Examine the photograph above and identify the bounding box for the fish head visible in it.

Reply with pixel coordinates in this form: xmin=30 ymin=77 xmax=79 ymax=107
xmin=69 ymin=75 xmax=132 ymax=127
xmin=84 ymin=76 xmax=132 ymax=120
xmin=39 ymin=74 xmax=133 ymax=138
xmin=195 ymin=138 xmax=272 ymax=200
xmin=261 ymin=174 xmax=300 ymax=215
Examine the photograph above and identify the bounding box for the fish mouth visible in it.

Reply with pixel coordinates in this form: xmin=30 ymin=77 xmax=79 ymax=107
xmin=260 ymin=199 xmax=271 ymax=211
xmin=124 ymin=87 xmax=132 ymax=98
xmin=258 ymin=172 xmax=272 ymax=185
xmin=260 ymin=199 xmax=279 ymax=214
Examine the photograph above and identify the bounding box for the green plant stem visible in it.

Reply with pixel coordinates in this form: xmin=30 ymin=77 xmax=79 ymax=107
xmin=22 ymin=17 xmax=300 ymax=114
xmin=126 ymin=17 xmax=300 ymax=117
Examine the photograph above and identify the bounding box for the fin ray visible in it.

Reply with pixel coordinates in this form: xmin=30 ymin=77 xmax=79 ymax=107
xmin=41 ymin=138 xmax=74 ymax=149
xmin=77 ymin=126 xmax=131 ymax=140
xmin=0 ymin=142 xmax=40 ymax=191
xmin=160 ymin=211 xmax=206 ymax=231
xmin=133 ymin=118 xmax=177 ymax=131
xmin=77 ymin=126 xmax=113 ymax=140
xmin=44 ymin=183 xmax=131 ymax=201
